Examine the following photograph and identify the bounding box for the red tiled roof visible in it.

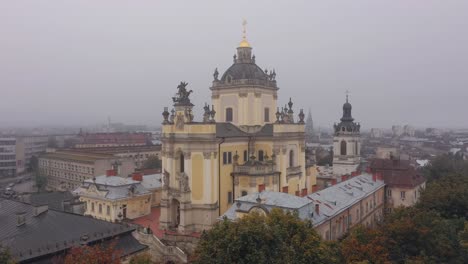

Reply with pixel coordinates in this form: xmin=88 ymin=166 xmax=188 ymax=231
xmin=370 ymin=158 xmax=426 ymax=188
xmin=131 ymin=207 xmax=200 ymax=239
xmin=81 ymin=133 xmax=151 ymax=145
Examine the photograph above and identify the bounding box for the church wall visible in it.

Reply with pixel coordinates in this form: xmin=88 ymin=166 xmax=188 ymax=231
xmin=191 ymin=153 xmax=204 ymax=202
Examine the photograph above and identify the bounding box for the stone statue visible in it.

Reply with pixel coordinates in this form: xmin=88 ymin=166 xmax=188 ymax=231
xmin=163 ymin=170 xmax=170 ymax=189
xmin=179 ymin=172 xmax=190 ymax=192
xmin=172 ymin=81 xmax=193 ymax=105
xmin=203 ymin=103 xmax=210 ymax=122
xmin=213 ymin=68 xmax=219 ymax=81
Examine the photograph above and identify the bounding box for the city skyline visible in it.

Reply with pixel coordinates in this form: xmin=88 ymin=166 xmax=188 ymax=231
xmin=1 ymin=1 xmax=467 ymax=129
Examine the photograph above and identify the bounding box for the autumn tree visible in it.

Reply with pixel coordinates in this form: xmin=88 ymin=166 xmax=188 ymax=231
xmin=192 ymin=208 xmax=340 ymax=264
xmin=61 ymin=241 xmax=122 ymax=264
xmin=129 ymin=253 xmax=154 ymax=264
xmin=340 ymin=225 xmax=390 ymax=264
xmin=0 ymin=247 xmax=16 ymax=264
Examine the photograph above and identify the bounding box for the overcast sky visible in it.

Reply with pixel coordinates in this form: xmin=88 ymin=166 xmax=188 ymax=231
xmin=1 ymin=1 xmax=467 ymax=129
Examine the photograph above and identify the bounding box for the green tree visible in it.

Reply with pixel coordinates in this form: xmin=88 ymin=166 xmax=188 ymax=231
xmin=30 ymin=155 xmax=47 ymax=192
xmin=192 ymin=208 xmax=340 ymax=264
xmin=129 ymin=253 xmax=154 ymax=264
xmin=423 ymin=154 xmax=468 ymax=182
xmin=384 ymin=207 xmax=465 ymax=263
xmin=142 ymin=155 xmax=162 ymax=170
xmin=418 ymin=173 xmax=468 ymax=220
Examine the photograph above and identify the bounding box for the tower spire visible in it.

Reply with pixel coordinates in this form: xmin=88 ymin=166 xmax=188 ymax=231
xmin=345 ymin=90 xmax=350 ymax=103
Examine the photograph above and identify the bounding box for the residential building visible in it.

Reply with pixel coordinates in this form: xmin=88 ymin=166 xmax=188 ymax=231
xmin=0 ymin=199 xmax=146 ymax=263
xmin=0 ymin=135 xmax=48 ymax=178
xmin=65 ymin=145 xmax=161 ymax=169
xmin=39 ymin=151 xmax=135 ymax=191
xmin=369 ymin=158 xmax=426 ymax=210
xmin=74 ymin=171 xmax=161 ymax=222
xmin=223 ymin=173 xmax=385 ymax=241
xmin=75 ymin=132 xmax=152 ymax=148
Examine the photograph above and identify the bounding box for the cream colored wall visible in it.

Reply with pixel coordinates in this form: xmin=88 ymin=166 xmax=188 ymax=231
xmin=80 ymin=194 xmax=152 ymax=222
xmin=387 ymin=182 xmax=425 ymax=208
xmin=212 ymin=90 xmax=276 ymax=126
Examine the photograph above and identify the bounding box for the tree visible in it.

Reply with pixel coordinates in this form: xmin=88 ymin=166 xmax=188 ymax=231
xmin=418 ymin=173 xmax=468 ymax=220
xmin=192 ymin=208 xmax=340 ymax=264
xmin=61 ymin=241 xmax=122 ymax=264
xmin=340 ymin=225 xmax=390 ymax=264
xmin=129 ymin=253 xmax=154 ymax=264
xmin=142 ymin=155 xmax=162 ymax=170
xmin=0 ymin=247 xmax=16 ymax=264
xmin=30 ymin=155 xmax=47 ymax=192
xmin=423 ymin=154 xmax=468 ymax=182
xmin=383 ymin=207 xmax=465 ymax=263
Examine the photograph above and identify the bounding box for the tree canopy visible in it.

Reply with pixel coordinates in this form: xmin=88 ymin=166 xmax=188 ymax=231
xmin=192 ymin=208 xmax=340 ymax=264
xmin=142 ymin=155 xmax=162 ymax=170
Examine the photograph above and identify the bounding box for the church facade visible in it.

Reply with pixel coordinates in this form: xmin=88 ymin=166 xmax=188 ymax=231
xmin=158 ymin=35 xmax=311 ymax=234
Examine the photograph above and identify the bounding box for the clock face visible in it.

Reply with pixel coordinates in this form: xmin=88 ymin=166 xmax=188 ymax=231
xmin=249 ymin=206 xmax=267 ymax=216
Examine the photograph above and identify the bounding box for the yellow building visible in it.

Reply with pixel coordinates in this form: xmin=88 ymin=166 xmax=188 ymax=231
xmin=159 ymin=33 xmax=313 ymax=234
xmin=74 ymin=171 xmax=161 ymax=222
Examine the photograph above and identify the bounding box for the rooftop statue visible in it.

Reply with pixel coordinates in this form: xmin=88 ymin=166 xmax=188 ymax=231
xmin=172 ymin=81 xmax=193 ymax=106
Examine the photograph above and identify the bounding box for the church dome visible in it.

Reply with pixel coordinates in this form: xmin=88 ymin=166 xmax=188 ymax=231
xmin=220 ymin=63 xmax=267 ymax=82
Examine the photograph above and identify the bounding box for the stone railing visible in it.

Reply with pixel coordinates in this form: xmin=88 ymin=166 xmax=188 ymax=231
xmin=233 ymin=164 xmax=277 ymax=175
xmin=133 ymin=231 xmax=188 ymax=263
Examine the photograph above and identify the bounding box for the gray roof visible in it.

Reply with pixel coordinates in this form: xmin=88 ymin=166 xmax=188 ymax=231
xmin=74 ymin=175 xmax=151 ymax=200
xmin=220 ymin=63 xmax=267 ymax=82
xmin=0 ymin=199 xmax=144 ymax=262
xmin=29 ymin=191 xmax=75 ymax=211
xmin=222 ymin=173 xmax=385 ymax=227
xmin=216 ymin=123 xmax=273 ymax=138
xmin=140 ymin=174 xmax=162 ymax=190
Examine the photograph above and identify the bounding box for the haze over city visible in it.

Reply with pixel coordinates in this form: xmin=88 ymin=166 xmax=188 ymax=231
xmin=1 ymin=0 xmax=468 ymax=129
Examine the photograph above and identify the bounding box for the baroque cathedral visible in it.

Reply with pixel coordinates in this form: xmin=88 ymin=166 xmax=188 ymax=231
xmin=159 ymin=31 xmax=313 ymax=233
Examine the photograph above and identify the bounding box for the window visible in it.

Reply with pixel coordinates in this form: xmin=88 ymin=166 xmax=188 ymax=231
xmin=243 ymin=150 xmax=248 ymax=162
xmin=289 ymin=150 xmax=294 ymax=167
xmin=227 ymin=191 xmax=233 ymax=204
xmin=180 ymin=153 xmax=185 ymax=173
xmin=355 ymin=141 xmax=359 ymax=155
xmin=400 ymin=191 xmax=406 ymax=199
xmin=99 ymin=204 xmax=102 ymax=214
xmin=91 ymin=202 xmax=95 ymax=212
xmin=225 ymin=108 xmax=233 ymax=122
xmin=264 ymin=108 xmax=270 ymax=122
xmin=348 ymin=215 xmax=352 ymax=225
xmin=241 ymin=190 xmax=248 ymax=196
xmin=258 ymin=150 xmax=264 ymax=161
xmin=340 ymin=140 xmax=347 ymax=155
xmin=387 ymin=189 xmax=392 ymax=198
xmin=223 ymin=152 xmax=232 ymax=165
xmin=107 ymin=205 xmax=110 ymax=215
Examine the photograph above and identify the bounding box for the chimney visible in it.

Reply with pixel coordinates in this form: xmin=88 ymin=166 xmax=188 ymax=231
xmin=106 ymin=169 xmax=116 ymax=177
xmin=372 ymin=173 xmax=377 ymax=182
xmin=16 ymin=211 xmax=27 ymax=226
xmin=33 ymin=205 xmax=48 ymax=216
xmin=132 ymin=172 xmax=143 ymax=182
xmin=315 ymin=204 xmax=320 ymax=215
xmin=331 ymin=179 xmax=337 ymax=185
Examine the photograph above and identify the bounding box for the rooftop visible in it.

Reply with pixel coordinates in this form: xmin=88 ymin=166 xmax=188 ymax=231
xmin=0 ymin=199 xmax=145 ymax=263
xmin=40 ymin=151 xmax=116 ymax=163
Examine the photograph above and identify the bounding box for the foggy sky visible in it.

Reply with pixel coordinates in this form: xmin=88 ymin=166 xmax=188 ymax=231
xmin=1 ymin=1 xmax=467 ymax=129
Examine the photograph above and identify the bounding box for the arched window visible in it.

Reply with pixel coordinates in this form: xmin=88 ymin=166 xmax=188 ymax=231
xmin=341 ymin=140 xmax=347 ymax=156
xmin=258 ymin=150 xmax=264 ymax=161
xmin=243 ymin=150 xmax=248 ymax=162
xmin=264 ymin=108 xmax=270 ymax=122
xmin=226 ymin=108 xmax=233 ymax=122
xmin=180 ymin=153 xmax=185 ymax=173
xmin=355 ymin=141 xmax=358 ymax=155
xmin=289 ymin=150 xmax=294 ymax=167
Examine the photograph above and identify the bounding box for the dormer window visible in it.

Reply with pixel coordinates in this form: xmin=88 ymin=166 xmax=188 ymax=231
xmin=227 ymin=75 xmax=232 ymax=83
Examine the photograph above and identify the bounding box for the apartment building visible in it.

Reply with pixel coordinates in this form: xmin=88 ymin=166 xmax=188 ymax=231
xmin=39 ymin=151 xmax=135 ymax=191
xmin=0 ymin=135 xmax=48 ymax=177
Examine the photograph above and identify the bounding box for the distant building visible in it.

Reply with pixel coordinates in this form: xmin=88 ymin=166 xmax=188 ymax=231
xmin=403 ymin=125 xmax=415 ymax=137
xmin=75 ymin=132 xmax=152 ymax=148
xmin=370 ymin=128 xmax=383 ymax=138
xmin=375 ymin=146 xmax=399 ymax=159
xmin=223 ymin=173 xmax=385 ymax=241
xmin=369 ymin=158 xmax=426 ymax=211
xmin=65 ymin=145 xmax=161 ymax=169
xmin=0 ymin=135 xmax=48 ymax=178
xmin=39 ymin=151 xmax=135 ymax=191
xmin=392 ymin=125 xmax=404 ymax=137
xmin=0 ymin=199 xmax=146 ymax=263
xmin=74 ymin=171 xmax=161 ymax=222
